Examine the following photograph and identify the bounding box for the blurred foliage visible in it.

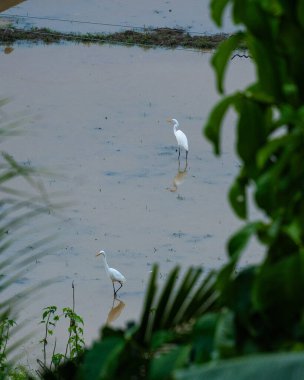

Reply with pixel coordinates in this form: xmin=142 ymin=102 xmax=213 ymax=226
xmin=0 ymin=99 xmax=60 ymax=378
xmin=205 ymin=0 xmax=304 ymax=355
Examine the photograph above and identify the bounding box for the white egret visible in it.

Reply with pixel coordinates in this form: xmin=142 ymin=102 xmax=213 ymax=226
xmin=167 ymin=118 xmax=189 ymax=161
xmin=96 ymin=250 xmax=126 ymax=297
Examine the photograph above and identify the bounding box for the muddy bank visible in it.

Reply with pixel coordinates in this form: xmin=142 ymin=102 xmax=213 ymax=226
xmin=0 ymin=26 xmax=229 ymax=50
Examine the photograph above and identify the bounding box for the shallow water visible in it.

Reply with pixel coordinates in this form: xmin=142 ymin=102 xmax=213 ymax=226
xmin=1 ymin=43 xmax=260 ymax=368
xmin=2 ymin=0 xmax=237 ymax=34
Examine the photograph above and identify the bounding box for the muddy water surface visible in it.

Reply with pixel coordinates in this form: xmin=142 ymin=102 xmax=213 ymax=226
xmin=1 ymin=43 xmax=258 ymax=366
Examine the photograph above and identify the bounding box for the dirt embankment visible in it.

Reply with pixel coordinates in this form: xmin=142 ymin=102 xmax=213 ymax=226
xmin=0 ymin=26 xmax=229 ymax=49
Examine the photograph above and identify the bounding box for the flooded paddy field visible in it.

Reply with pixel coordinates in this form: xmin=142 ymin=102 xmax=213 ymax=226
xmin=0 ymin=42 xmax=259 ymax=366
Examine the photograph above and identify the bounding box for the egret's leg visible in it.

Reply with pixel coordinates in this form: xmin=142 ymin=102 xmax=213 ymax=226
xmin=178 ymin=147 xmax=181 ymax=159
xmin=112 ymin=282 xmax=116 ymax=297
xmin=186 ymin=150 xmax=188 ymax=161
xmin=115 ymin=282 xmax=123 ymax=294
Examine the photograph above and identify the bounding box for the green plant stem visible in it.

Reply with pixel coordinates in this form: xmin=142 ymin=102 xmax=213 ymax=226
xmin=43 ymin=312 xmax=52 ymax=366
xmin=50 ymin=338 xmax=57 ymax=371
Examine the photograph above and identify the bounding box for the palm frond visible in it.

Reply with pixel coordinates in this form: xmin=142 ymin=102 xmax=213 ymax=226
xmin=136 ymin=264 xmax=218 ymax=348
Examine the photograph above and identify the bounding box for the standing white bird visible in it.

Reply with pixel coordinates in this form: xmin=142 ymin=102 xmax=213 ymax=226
xmin=168 ymin=118 xmax=189 ymax=161
xmin=96 ymin=250 xmax=126 ymax=298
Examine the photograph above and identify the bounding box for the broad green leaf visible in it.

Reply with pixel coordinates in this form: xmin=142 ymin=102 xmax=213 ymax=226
xmin=175 ymin=352 xmax=304 ymax=380
xmin=151 ymin=330 xmax=176 ymax=350
xmin=222 ymin=267 xmax=257 ymax=332
xmin=257 ymin=136 xmax=287 ymax=169
xmin=210 ymin=0 xmax=230 ymax=27
xmin=253 ymin=253 xmax=304 ymax=327
xmin=227 ymin=222 xmax=263 ymax=261
xmin=212 ymin=32 xmax=244 ymax=94
xmin=297 ymin=0 xmax=304 ymax=28
xmin=284 ymin=220 xmax=302 ymax=245
xmin=204 ymin=93 xmax=238 ymax=155
xmin=260 ymin=0 xmax=284 ymax=16
xmin=233 ymin=0 xmax=271 ymax=37
xmin=192 ymin=313 xmax=219 ymax=363
xmin=82 ymin=337 xmax=126 ymax=380
xmin=237 ymin=98 xmax=266 ymax=165
xmin=245 ymin=83 xmax=275 ymax=104
xmin=149 ymin=345 xmax=190 ymax=380
xmin=255 ymin=171 xmax=275 ymax=213
xmin=228 ymin=175 xmax=247 ymax=219
xmin=214 ymin=309 xmax=236 ymax=358
xmin=246 ymin=35 xmax=281 ymax=99
xmin=216 ymin=262 xmax=235 ymax=294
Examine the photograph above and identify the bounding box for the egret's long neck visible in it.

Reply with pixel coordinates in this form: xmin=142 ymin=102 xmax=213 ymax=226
xmin=173 ymin=121 xmax=179 ymax=135
xmin=101 ymin=256 xmax=110 ymax=276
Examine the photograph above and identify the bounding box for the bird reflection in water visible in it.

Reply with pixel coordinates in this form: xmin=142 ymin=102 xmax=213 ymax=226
xmin=106 ymin=298 xmax=126 ymax=325
xmin=4 ymin=46 xmax=14 ymax=54
xmin=168 ymin=160 xmax=188 ymax=192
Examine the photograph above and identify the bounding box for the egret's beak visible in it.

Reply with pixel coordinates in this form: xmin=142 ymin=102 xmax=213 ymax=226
xmin=167 ymin=118 xmax=172 ymax=123
xmin=96 ymin=252 xmax=101 ymax=257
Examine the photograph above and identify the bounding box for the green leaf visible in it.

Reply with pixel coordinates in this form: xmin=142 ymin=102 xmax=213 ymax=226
xmin=253 ymin=253 xmax=304 ymax=327
xmin=298 ymin=0 xmax=304 ymax=27
xmin=227 ymin=222 xmax=262 ymax=261
xmin=216 ymin=262 xmax=235 ymax=294
xmin=255 ymin=171 xmax=275 ymax=213
xmin=257 ymin=136 xmax=287 ymax=169
xmin=204 ymin=93 xmax=238 ymax=155
xmin=192 ymin=313 xmax=219 ymax=363
xmin=260 ymin=0 xmax=284 ymax=16
xmin=246 ymin=35 xmax=281 ymax=98
xmin=228 ymin=175 xmax=247 ymax=219
xmin=222 ymin=267 xmax=257 ymax=331
xmin=210 ymin=0 xmax=230 ymax=27
xmin=212 ymin=32 xmax=244 ymax=94
xmin=149 ymin=345 xmax=190 ymax=380
xmin=237 ymin=98 xmax=267 ymax=165
xmin=284 ymin=220 xmax=302 ymax=245
xmin=81 ymin=337 xmax=125 ymax=380
xmin=214 ymin=309 xmax=236 ymax=358
xmin=175 ymin=352 xmax=304 ymax=380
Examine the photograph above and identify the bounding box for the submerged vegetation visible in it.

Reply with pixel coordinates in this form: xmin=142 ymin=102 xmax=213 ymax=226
xmin=0 ymin=26 xmax=229 ymax=50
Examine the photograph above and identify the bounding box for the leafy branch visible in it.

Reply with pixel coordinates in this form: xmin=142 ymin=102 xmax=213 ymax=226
xmin=37 ymin=283 xmax=85 ymax=377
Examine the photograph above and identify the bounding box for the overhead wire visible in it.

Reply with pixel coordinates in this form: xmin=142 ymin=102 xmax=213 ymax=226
xmin=0 ymin=13 xmax=218 ymax=37
xmin=0 ymin=27 xmax=208 ymax=54
xmin=0 ymin=13 xmax=222 ymax=53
